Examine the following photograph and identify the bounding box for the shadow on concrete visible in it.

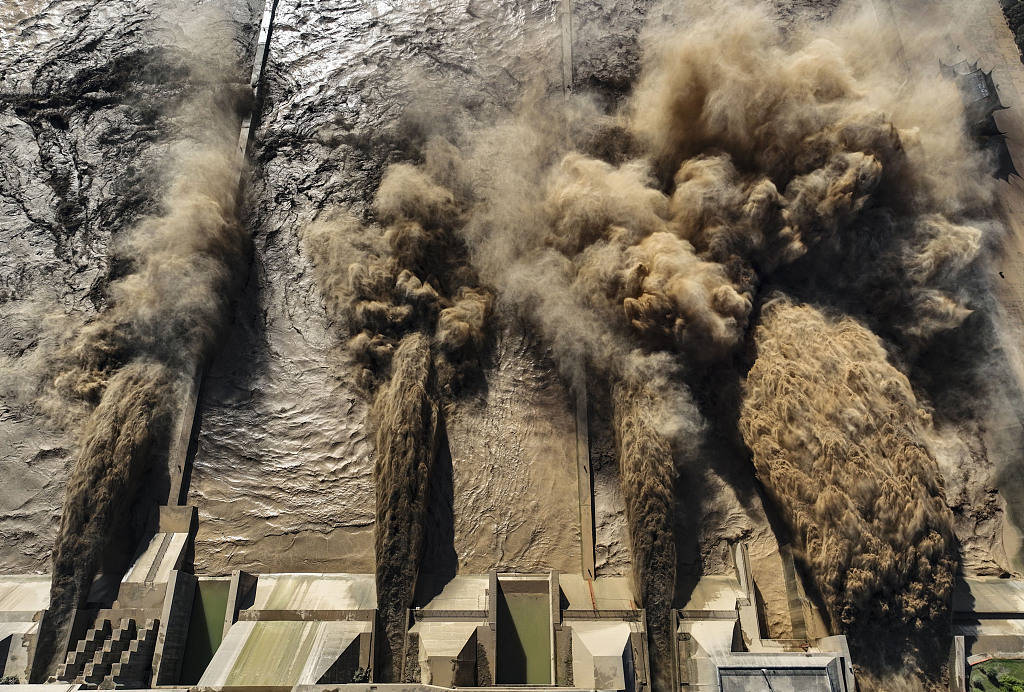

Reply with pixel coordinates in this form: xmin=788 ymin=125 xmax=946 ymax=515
xmin=413 ymin=422 xmax=458 ymax=607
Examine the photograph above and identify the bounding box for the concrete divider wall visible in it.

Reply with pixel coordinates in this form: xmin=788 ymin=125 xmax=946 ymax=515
xmin=400 ymin=630 xmax=420 ymax=683
xmin=41 ymin=606 xmax=97 ymax=682
xmin=222 ymin=571 xmax=257 ymax=641
xmin=236 ymin=610 xmax=376 ymax=622
xmin=475 ymin=624 xmax=494 ymax=685
xmin=152 ymin=570 xmax=196 ymax=686
xmin=949 ymin=635 xmax=966 ymax=692
xmin=554 ymin=626 xmax=572 ymax=686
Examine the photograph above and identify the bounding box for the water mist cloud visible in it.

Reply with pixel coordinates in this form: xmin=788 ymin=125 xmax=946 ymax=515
xmin=29 ymin=33 xmax=247 ymax=680
xmin=739 ymin=296 xmax=956 ymax=680
xmin=303 ymin=147 xmax=492 ymax=680
xmin=307 ymin=0 xmax=1002 ymax=686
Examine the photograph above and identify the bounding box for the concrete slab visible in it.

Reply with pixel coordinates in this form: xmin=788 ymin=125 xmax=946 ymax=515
xmin=199 ymin=620 xmax=371 ymax=686
xmin=570 ymin=621 xmax=632 ymax=690
xmin=420 ymin=576 xmax=488 ymax=611
xmin=558 ymin=574 xmax=592 ymax=609
xmin=0 ymin=575 xmax=49 ymax=612
xmin=412 ymin=620 xmax=483 ymax=686
xmin=954 ymin=577 xmax=1024 ymax=615
xmin=411 ymin=621 xmax=482 ymax=657
xmin=682 ymin=576 xmax=744 ymax=613
xmin=250 ymin=574 xmax=376 ymax=612
xmin=0 ymin=620 xmax=38 ymax=680
xmin=719 ymin=666 xmax=835 ymax=692
xmin=0 ymin=576 xmax=47 ymax=683
xmin=680 ymin=619 xmax=738 ymax=659
xmin=571 ymin=620 xmax=632 ymax=650
xmin=123 ymin=533 xmax=189 ymax=585
xmin=590 ymin=578 xmax=635 ymax=610
xmin=559 ymin=575 xmax=635 ymax=610
xmin=0 ymin=622 xmax=37 ymax=639
xmin=955 ymin=618 xmax=1024 ymax=636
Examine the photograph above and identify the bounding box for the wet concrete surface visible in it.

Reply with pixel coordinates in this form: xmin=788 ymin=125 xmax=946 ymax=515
xmin=9 ymin=0 xmax=1011 ymax=657
xmin=446 ymin=324 xmax=581 ymax=574
xmin=0 ymin=0 xmax=258 ymax=572
xmin=0 ymin=0 xmax=843 ymax=592
xmin=189 ymin=0 xmax=570 ymax=575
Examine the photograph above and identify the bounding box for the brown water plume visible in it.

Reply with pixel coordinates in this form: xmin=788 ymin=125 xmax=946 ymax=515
xmin=40 ymin=361 xmax=174 ymax=674
xmin=439 ymin=7 xmax=988 ymax=679
xmin=370 ymin=333 xmax=439 ymax=677
xmin=611 ymin=376 xmax=679 ymax=688
xmin=311 ymin=0 xmax=999 ymax=683
xmin=304 ymin=150 xmax=491 ymax=680
xmin=739 ymin=296 xmax=956 ymax=681
xmin=30 ymin=79 xmax=246 ymax=680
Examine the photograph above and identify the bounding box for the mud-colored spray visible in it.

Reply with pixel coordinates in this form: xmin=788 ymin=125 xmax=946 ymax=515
xmin=38 ymin=362 xmax=174 ymax=678
xmin=610 ymin=377 xmax=680 ymax=682
xmin=444 ymin=3 xmax=989 ymax=685
xmin=371 ymin=333 xmax=439 ymax=677
xmin=313 ymin=0 xmax=995 ymax=684
xmin=30 ymin=72 xmax=246 ymax=680
xmin=304 ymin=153 xmax=491 ymax=680
xmin=739 ymin=296 xmax=956 ymax=681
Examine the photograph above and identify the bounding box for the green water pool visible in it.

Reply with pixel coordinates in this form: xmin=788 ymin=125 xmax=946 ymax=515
xmin=496 ymin=589 xmax=551 ymax=684
xmin=179 ymin=579 xmax=230 ymax=684
xmin=970 ymin=659 xmax=1024 ymax=691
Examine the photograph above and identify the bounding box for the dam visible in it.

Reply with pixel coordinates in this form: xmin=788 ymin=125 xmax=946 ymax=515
xmin=5 ymin=0 xmax=1024 ymax=689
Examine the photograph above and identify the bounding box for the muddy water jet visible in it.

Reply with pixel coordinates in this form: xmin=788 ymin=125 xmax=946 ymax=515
xmin=304 ymin=154 xmax=491 ymax=680
xmin=311 ymin=2 xmax=1001 ymax=686
xmin=30 ymin=82 xmax=247 ymax=680
xmin=739 ymin=297 xmax=957 ymax=681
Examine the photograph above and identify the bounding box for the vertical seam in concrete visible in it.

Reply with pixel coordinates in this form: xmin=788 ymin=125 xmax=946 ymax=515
xmin=575 ymin=386 xmax=595 ymax=580
xmin=167 ymin=366 xmax=201 ymax=506
xmin=560 ymin=0 xmax=591 ymax=582
xmin=168 ymin=0 xmax=280 ymax=507
xmin=143 ymin=533 xmax=173 ymax=584
xmin=778 ymin=544 xmax=807 ymax=638
xmin=559 ymin=0 xmax=574 ymax=98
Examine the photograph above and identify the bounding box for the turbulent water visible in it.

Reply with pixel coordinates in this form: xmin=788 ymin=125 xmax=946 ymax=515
xmin=290 ymin=1 xmax=1024 ymax=686
xmin=6 ymin=0 xmax=1024 ymax=689
xmin=741 ymin=297 xmax=957 ymax=677
xmin=0 ymin=0 xmax=258 ymax=571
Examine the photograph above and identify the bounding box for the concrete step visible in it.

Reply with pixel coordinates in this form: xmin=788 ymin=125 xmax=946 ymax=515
xmin=82 ymin=661 xmax=111 ymax=683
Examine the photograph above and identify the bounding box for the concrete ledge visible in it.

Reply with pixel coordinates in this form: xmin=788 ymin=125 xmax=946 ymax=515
xmin=0 ymin=612 xmax=42 ymax=623
xmin=950 ymin=635 xmax=966 ymax=692
xmin=236 ymin=610 xmax=376 ymax=622
xmin=223 ymin=571 xmax=257 ymax=640
xmin=94 ymin=607 xmax=161 ymax=623
xmin=954 ymin=612 xmax=1024 ymax=620
xmin=412 ymin=610 xmax=488 ymax=621
xmin=158 ymin=506 xmax=198 ymax=535
xmin=563 ymin=610 xmax=642 ymax=621
xmin=152 ymin=570 xmax=196 ymax=686
xmin=677 ymin=610 xmax=737 ymax=620
xmin=574 ymin=387 xmax=595 ymax=581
